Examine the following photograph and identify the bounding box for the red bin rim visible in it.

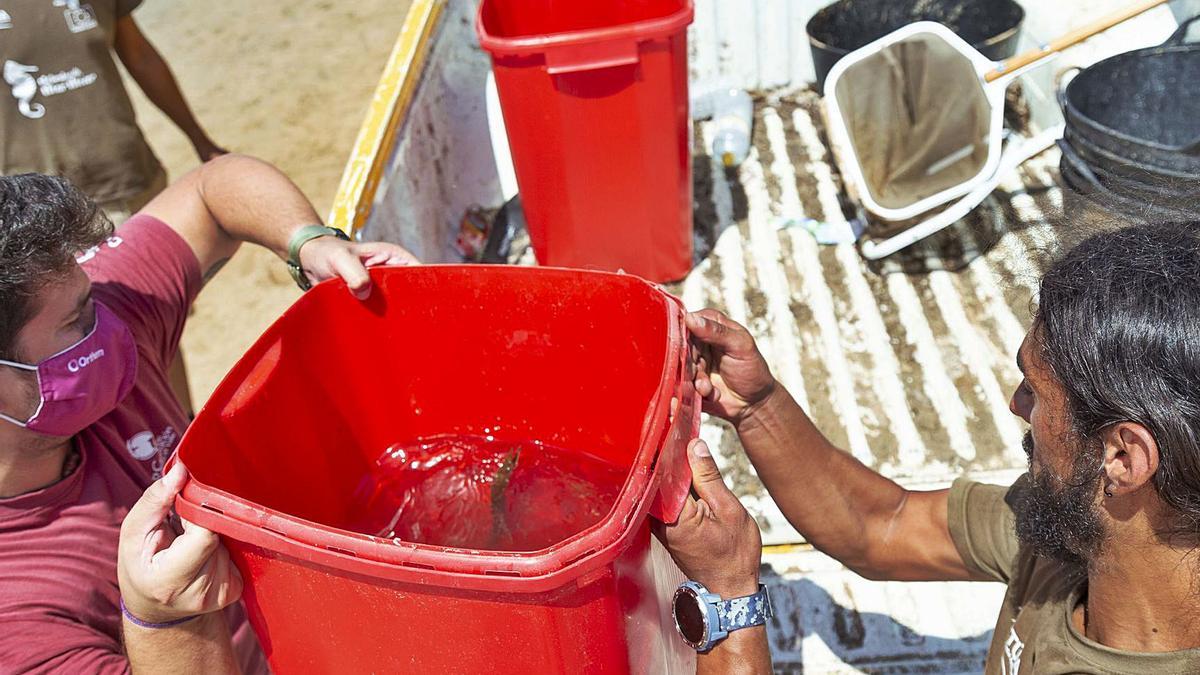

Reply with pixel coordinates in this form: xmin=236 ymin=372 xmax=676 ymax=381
xmin=475 ymin=0 xmax=695 ymax=57
xmin=172 ymin=265 xmax=698 ymax=594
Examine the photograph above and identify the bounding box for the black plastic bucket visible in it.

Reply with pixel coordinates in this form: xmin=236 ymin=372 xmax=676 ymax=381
xmin=1062 ymin=17 xmax=1200 ymax=174
xmin=1064 ymin=125 xmax=1200 ymax=182
xmin=1059 ymin=138 xmax=1199 ymax=223
xmin=807 ymin=0 xmax=1024 ymax=92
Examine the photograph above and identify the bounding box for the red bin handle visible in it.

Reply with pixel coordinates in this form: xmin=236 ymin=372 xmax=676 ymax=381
xmin=544 ymin=39 xmax=640 ymax=75
xmin=647 ymin=298 xmax=699 ymax=524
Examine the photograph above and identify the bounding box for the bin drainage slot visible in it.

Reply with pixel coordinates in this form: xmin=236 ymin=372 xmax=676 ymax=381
xmin=483 ymin=569 xmax=523 ymax=578
xmin=402 ymin=561 xmax=435 ymax=571
xmin=200 ymin=503 xmax=225 ymax=515
xmin=325 ymin=546 xmax=358 ymax=558
xmin=260 ymin=526 xmax=286 ymax=537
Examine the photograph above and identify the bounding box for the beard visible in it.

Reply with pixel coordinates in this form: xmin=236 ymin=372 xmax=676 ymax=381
xmin=1010 ymin=431 xmax=1107 ymax=571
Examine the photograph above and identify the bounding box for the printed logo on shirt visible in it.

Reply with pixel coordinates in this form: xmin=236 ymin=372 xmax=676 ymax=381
xmin=75 ymin=235 xmax=124 ymax=264
xmin=126 ymin=431 xmax=158 ymax=461
xmin=53 ymin=0 xmax=98 ymax=33
xmin=1003 ymin=624 xmax=1024 ymax=675
xmin=37 ymin=66 xmax=99 ymax=96
xmin=126 ymin=426 xmax=180 ymax=478
xmin=4 ymin=60 xmax=46 ymax=119
xmin=3 ymin=59 xmax=100 ymax=120
xmin=0 ymin=10 xmax=13 ymax=29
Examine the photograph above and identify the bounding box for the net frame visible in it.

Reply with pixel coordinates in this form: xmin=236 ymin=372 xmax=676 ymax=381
xmin=823 ymin=21 xmax=1013 ymax=221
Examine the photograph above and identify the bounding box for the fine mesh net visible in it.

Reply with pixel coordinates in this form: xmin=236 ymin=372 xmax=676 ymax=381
xmin=833 ymin=32 xmax=992 ymax=211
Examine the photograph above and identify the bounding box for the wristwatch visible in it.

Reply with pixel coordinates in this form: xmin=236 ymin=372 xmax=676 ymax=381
xmin=286 ymin=225 xmax=350 ymax=291
xmin=671 ymin=580 xmax=773 ymax=652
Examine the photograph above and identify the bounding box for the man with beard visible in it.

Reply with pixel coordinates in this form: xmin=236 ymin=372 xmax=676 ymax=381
xmin=685 ymin=222 xmax=1200 ymax=672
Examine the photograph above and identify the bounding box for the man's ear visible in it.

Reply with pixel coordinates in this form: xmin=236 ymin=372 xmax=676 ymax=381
xmin=1101 ymin=422 xmax=1159 ymax=496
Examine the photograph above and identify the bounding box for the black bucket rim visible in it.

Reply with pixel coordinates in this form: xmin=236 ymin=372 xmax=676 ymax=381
xmin=1063 ymin=125 xmax=1200 ymax=181
xmin=1060 ymin=138 xmax=1200 ymax=216
xmin=1059 ymin=156 xmax=1197 ymax=223
xmin=1064 ymin=43 xmax=1200 ymax=156
xmin=805 ymin=0 xmax=1025 ymax=57
xmin=805 ymin=20 xmax=1022 ymax=58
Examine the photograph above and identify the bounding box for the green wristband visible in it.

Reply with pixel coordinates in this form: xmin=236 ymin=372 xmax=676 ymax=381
xmin=286 ymin=225 xmax=350 ymax=291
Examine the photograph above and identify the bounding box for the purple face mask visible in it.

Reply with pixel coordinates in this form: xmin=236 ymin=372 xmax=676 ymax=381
xmin=0 ymin=301 xmax=138 ymax=436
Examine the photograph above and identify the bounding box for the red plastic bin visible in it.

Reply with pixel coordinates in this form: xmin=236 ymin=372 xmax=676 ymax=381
xmin=173 ymin=266 xmax=700 ymax=674
xmin=477 ymin=1 xmax=695 ymax=283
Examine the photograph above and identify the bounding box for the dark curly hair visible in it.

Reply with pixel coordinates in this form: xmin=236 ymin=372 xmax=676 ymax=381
xmin=0 ymin=174 xmax=112 ymax=360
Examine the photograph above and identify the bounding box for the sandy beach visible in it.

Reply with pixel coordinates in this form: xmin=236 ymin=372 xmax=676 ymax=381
xmin=126 ymin=0 xmax=413 ymax=403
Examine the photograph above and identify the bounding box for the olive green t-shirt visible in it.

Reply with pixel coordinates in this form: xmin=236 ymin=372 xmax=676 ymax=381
xmin=947 ymin=477 xmax=1200 ymax=674
xmin=0 ymin=0 xmax=162 ymax=202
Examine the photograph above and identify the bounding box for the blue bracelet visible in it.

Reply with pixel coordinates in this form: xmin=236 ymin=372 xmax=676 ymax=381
xmin=119 ymin=598 xmax=200 ymax=630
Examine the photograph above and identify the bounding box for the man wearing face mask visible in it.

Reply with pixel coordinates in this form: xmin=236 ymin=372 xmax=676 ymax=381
xmin=0 ymin=155 xmax=416 ymax=672
xmin=686 ymin=222 xmax=1200 ymax=672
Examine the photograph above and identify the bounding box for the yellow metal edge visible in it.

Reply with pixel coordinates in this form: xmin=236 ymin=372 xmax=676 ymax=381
xmin=761 ymin=543 xmax=812 ymax=555
xmin=327 ymin=0 xmax=445 ymax=237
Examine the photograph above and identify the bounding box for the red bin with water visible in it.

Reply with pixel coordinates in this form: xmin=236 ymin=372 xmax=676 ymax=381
xmin=477 ymin=1 xmax=695 ymax=283
xmin=173 ymin=266 xmax=699 ymax=674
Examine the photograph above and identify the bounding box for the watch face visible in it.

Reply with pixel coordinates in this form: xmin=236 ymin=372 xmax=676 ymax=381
xmin=672 ymin=587 xmax=708 ymax=647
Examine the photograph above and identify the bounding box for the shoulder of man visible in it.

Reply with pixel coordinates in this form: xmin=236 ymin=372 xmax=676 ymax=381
xmin=80 ymin=213 xmax=201 ymax=370
xmin=947 ymin=477 xmax=1024 ymax=585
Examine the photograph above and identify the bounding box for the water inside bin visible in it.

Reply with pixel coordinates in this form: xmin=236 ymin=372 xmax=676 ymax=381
xmin=346 ymin=435 xmax=628 ymax=552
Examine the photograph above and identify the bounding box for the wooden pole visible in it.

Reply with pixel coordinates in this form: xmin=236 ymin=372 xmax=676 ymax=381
xmin=985 ymin=0 xmax=1169 ymax=82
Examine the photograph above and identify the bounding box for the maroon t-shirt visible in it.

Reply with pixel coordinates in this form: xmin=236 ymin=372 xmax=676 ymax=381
xmin=0 ymin=215 xmax=267 ymax=673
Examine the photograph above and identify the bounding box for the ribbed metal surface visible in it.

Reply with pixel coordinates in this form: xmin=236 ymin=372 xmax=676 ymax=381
xmin=680 ymin=91 xmax=1063 ymax=546
xmin=689 ymin=0 xmax=827 ymax=89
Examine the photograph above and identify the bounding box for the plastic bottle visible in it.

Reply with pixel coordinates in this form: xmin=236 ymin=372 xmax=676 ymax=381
xmin=710 ymin=88 xmax=752 ymax=167
xmin=691 ymin=85 xmax=753 ymax=168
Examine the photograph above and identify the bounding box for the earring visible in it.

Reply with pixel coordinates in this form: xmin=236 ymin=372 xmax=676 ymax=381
xmin=1104 ymin=487 xmax=1114 ymax=498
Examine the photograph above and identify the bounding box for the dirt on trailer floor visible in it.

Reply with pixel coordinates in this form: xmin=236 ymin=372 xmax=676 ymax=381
xmin=682 ymin=88 xmax=1064 ymax=538
xmin=126 ymin=0 xmax=413 ymax=404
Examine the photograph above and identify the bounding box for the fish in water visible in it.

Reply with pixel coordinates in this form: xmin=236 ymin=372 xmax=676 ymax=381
xmin=348 ymin=435 xmax=625 ymax=551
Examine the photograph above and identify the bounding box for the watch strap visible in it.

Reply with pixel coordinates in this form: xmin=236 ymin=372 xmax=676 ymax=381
xmin=715 ymin=584 xmax=772 ymax=632
xmin=286 ymin=225 xmax=350 ymax=291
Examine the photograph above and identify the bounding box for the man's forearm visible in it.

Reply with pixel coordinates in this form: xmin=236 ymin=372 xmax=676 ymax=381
xmin=143 ymin=152 xmax=413 ymax=294
xmin=735 ymin=384 xmax=907 ymax=573
xmin=124 ymin=612 xmax=240 ymax=675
